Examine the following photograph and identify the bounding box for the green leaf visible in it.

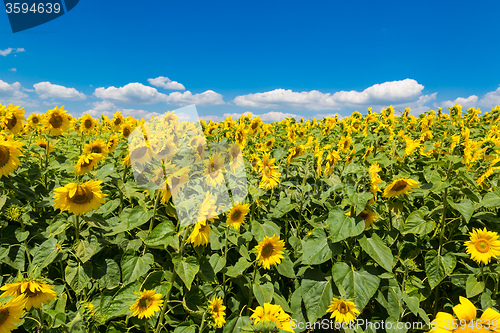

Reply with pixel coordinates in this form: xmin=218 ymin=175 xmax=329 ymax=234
xmin=144 ymin=220 xmax=176 ymax=248
xmin=302 ymin=229 xmax=333 ymax=265
xmin=223 ymin=315 xmax=251 ymax=333
xmin=15 ymin=229 xmax=29 ymax=242
xmin=332 ymin=262 xmax=380 ymax=310
xmin=105 ymin=206 xmax=154 ymax=236
xmin=97 ymin=259 xmax=121 ymax=290
xmin=226 ymin=257 xmax=252 ymax=278
xmin=425 ymin=250 xmax=456 ymax=289
xmin=276 ymin=253 xmax=295 ymax=278
xmin=466 ymin=275 xmax=485 ymax=298
xmin=300 ymin=271 xmax=333 ymax=323
xmin=402 ymin=292 xmax=419 ymax=316
xmin=358 ymin=234 xmax=393 ymax=272
xmin=448 ymin=199 xmax=475 ymax=222
xmin=350 ymin=192 xmax=373 ymax=215
xmin=396 ymin=207 xmax=434 ymax=235
xmin=209 ymin=253 xmax=226 ymax=274
xmin=29 ymin=237 xmax=60 ymax=275
xmin=253 ymin=282 xmax=274 ymax=306
xmin=327 ymin=208 xmax=365 ymax=242
xmin=65 ymin=260 xmax=92 ymax=293
xmin=121 ymin=251 xmax=154 ymax=285
xmin=270 ymin=197 xmax=298 ymax=218
xmin=75 ymin=235 xmax=102 ymax=263
xmin=0 ymin=195 xmax=6 ymax=210
xmin=173 ymin=326 xmax=196 ymax=333
xmin=173 ymin=256 xmax=199 ymax=290
xmin=251 ymin=220 xmax=281 ymax=241
xmin=480 ymin=191 xmax=500 ymax=208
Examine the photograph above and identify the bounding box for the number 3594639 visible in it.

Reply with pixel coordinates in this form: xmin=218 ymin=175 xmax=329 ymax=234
xmin=5 ymin=3 xmax=61 ymax=14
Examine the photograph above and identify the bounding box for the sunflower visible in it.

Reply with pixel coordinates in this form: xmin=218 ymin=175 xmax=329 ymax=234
xmin=326 ymin=298 xmax=360 ymax=324
xmin=0 ymin=279 xmax=57 ymax=310
xmin=234 ymin=126 xmax=247 ymax=148
xmin=430 ymin=296 xmax=500 ymax=333
xmin=53 ymin=180 xmax=106 ymax=215
xmin=383 ymin=178 xmax=419 ymax=198
xmin=464 ymin=228 xmax=500 ymax=265
xmin=129 ymin=289 xmax=163 ymax=319
xmin=75 ymin=153 xmax=104 ymax=175
xmin=0 ymin=296 xmax=26 ymax=332
xmin=208 ymin=296 xmax=226 ymax=328
xmin=346 ymin=209 xmax=377 ymax=229
xmin=250 ymin=154 xmax=261 ymax=170
xmin=35 ymin=138 xmax=54 ymax=154
xmin=83 ymin=139 xmax=109 ymax=156
xmin=27 ymin=113 xmax=44 ymax=129
xmin=120 ymin=123 xmax=134 ymax=139
xmin=43 ymin=106 xmax=70 ymax=135
xmin=226 ymin=203 xmax=250 ymax=230
xmin=80 ymin=114 xmax=97 ymax=133
xmin=151 ymin=138 xmax=178 ymax=161
xmin=187 ymin=220 xmax=211 ymax=247
xmin=107 ymin=134 xmax=119 ymax=153
xmin=206 ymin=153 xmax=226 ymax=187
xmin=0 ymin=138 xmax=24 ymax=178
xmin=111 ymin=112 xmax=125 ymax=130
xmin=287 ymin=145 xmax=305 ymax=165
xmin=262 ymin=138 xmax=275 ymax=151
xmin=255 ymin=235 xmax=285 ymax=269
xmin=2 ymin=105 xmax=25 ymax=135
xmin=228 ymin=143 xmax=244 ymax=172
xmin=250 ymin=303 xmax=293 ymax=333
xmin=258 ymin=153 xmax=281 ymax=189
xmin=128 ymin=144 xmax=153 ymax=166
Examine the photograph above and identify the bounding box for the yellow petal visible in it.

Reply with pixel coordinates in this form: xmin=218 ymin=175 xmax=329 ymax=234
xmin=453 ymin=296 xmax=477 ymax=322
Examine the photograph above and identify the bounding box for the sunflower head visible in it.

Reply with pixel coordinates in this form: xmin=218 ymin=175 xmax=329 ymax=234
xmin=43 ymin=106 xmax=70 ymax=136
xmin=80 ymin=114 xmax=97 ymax=133
xmin=0 ymin=139 xmax=24 ymax=178
xmin=130 ymin=289 xmax=164 ymax=319
xmin=382 ymin=177 xmax=419 ymax=198
xmin=226 ymin=203 xmax=250 ymax=230
xmin=208 ymin=296 xmax=226 ymax=328
xmin=53 ymin=180 xmax=106 ymax=215
xmin=2 ymin=105 xmax=25 ymax=135
xmin=255 ymin=235 xmax=285 ymax=269
xmin=75 ymin=153 xmax=104 ymax=175
xmin=0 ymin=279 xmax=57 ymax=310
xmin=464 ymin=228 xmax=500 ymax=265
xmin=250 ymin=303 xmax=293 ymax=333
xmin=83 ymin=139 xmax=109 ymax=156
xmin=326 ymin=298 xmax=360 ymax=324
xmin=0 ymin=295 xmax=26 ymax=332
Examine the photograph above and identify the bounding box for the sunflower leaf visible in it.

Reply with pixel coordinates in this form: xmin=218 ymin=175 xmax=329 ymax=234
xmin=173 ymin=256 xmax=199 ymax=290
xmin=326 ymin=208 xmax=365 ymax=243
xmin=425 ymin=250 xmax=456 ymax=290
xmin=358 ymin=233 xmax=393 ymax=272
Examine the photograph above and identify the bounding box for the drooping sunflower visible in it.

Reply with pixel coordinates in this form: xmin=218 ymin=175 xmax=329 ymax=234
xmin=35 ymin=138 xmax=54 ymax=154
xmin=53 ymin=180 xmax=106 ymax=215
xmin=107 ymin=134 xmax=119 ymax=153
xmin=0 ymin=279 xmax=57 ymax=310
xmin=259 ymin=153 xmax=281 ymax=189
xmin=234 ymin=125 xmax=247 ymax=148
xmin=2 ymin=105 xmax=25 ymax=135
xmin=326 ymin=298 xmax=360 ymax=324
xmin=346 ymin=209 xmax=377 ymax=229
xmin=287 ymin=145 xmax=306 ymax=165
xmin=208 ymin=296 xmax=226 ymax=328
xmin=228 ymin=143 xmax=243 ymax=172
xmin=129 ymin=289 xmax=164 ymax=319
xmin=382 ymin=178 xmax=419 ymax=198
xmin=206 ymin=153 xmax=226 ymax=187
xmin=75 ymin=153 xmax=104 ymax=175
xmin=83 ymin=139 xmax=109 ymax=156
xmin=255 ymin=235 xmax=285 ymax=269
xmin=0 ymin=295 xmax=26 ymax=332
xmin=187 ymin=220 xmax=211 ymax=247
xmin=43 ymin=106 xmax=70 ymax=135
xmin=0 ymin=138 xmax=24 ymax=178
xmin=464 ymin=228 xmax=500 ymax=265
xmin=80 ymin=114 xmax=97 ymax=133
xmin=430 ymin=296 xmax=500 ymax=333
xmin=250 ymin=303 xmax=293 ymax=333
xmin=226 ymin=203 xmax=250 ymax=230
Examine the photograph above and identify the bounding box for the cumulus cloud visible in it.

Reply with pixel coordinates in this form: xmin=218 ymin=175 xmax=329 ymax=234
xmin=166 ymin=90 xmax=225 ymax=106
xmin=148 ymin=76 xmax=185 ymax=90
xmin=201 ymin=111 xmax=299 ymax=122
xmin=439 ymin=95 xmax=478 ymax=110
xmin=479 ymin=86 xmax=500 ymax=107
xmin=0 ymin=48 xmax=25 ymax=56
xmin=8 ymin=68 xmax=17 ymax=72
xmin=0 ymin=79 xmax=28 ymax=100
xmin=233 ymin=79 xmax=424 ymax=111
xmin=34 ymin=81 xmax=86 ymax=100
xmin=94 ymin=83 xmax=167 ymax=104
xmin=84 ymin=101 xmax=162 ymax=120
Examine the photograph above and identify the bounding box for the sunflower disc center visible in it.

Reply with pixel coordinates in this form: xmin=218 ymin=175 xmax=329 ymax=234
xmin=475 ymin=239 xmax=490 ymax=253
xmin=69 ymin=186 xmax=94 ymax=204
xmin=261 ymin=243 xmax=274 ymax=257
xmin=139 ymin=297 xmax=151 ymax=308
xmin=50 ymin=115 xmax=63 ymax=128
xmin=0 ymin=309 xmax=9 ymax=326
xmin=0 ymin=146 xmax=10 ymax=168
xmin=392 ymin=181 xmax=408 ymax=192
xmin=7 ymin=116 xmax=17 ymax=129
xmin=84 ymin=119 xmax=92 ymax=128
xmin=231 ymin=210 xmax=242 ymax=221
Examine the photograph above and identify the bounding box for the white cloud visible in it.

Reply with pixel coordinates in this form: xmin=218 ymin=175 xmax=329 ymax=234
xmin=233 ymin=79 xmax=424 ymax=111
xmin=8 ymin=68 xmax=17 ymax=72
xmin=0 ymin=48 xmax=25 ymax=56
xmin=84 ymin=101 xmax=162 ymax=120
xmin=479 ymin=86 xmax=500 ymax=107
xmin=148 ymin=76 xmax=185 ymax=90
xmin=94 ymin=83 xmax=168 ymax=104
xmin=398 ymin=93 xmax=438 ymax=115
xmin=201 ymin=111 xmax=299 ymax=122
xmin=0 ymin=79 xmax=28 ymax=100
xmin=34 ymin=81 xmax=86 ymax=101
xmin=440 ymin=95 xmax=478 ymax=110
xmin=166 ymin=90 xmax=225 ymax=106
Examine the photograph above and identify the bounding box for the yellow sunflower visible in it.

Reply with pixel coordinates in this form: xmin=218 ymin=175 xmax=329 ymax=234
xmin=80 ymin=114 xmax=97 ymax=133
xmin=287 ymin=145 xmax=306 ymax=165
xmin=383 ymin=178 xmax=419 ymax=198
xmin=250 ymin=303 xmax=293 ymax=333
xmin=35 ymin=138 xmax=54 ymax=154
xmin=43 ymin=106 xmax=70 ymax=136
xmin=75 ymin=153 xmax=104 ymax=175
xmin=120 ymin=123 xmax=134 ymax=139
xmin=187 ymin=220 xmax=211 ymax=247
xmin=111 ymin=112 xmax=125 ymax=130
xmin=107 ymin=134 xmax=119 ymax=153
xmin=464 ymin=228 xmax=500 ymax=265
xmin=0 ymin=138 xmax=24 ymax=178
xmin=27 ymin=113 xmax=44 ymax=129
xmin=83 ymin=139 xmax=109 ymax=156
xmin=0 ymin=296 xmax=26 ymax=332
xmin=0 ymin=279 xmax=57 ymax=310
xmin=208 ymin=296 xmax=226 ymax=328
xmin=53 ymin=180 xmax=106 ymax=215
xmin=129 ymin=289 xmax=163 ymax=319
xmin=326 ymin=298 xmax=360 ymax=324
xmin=258 ymin=153 xmax=281 ymax=189
xmin=234 ymin=126 xmax=247 ymax=148
xmin=226 ymin=203 xmax=250 ymax=230
xmin=206 ymin=153 xmax=226 ymax=187
xmin=430 ymin=296 xmax=500 ymax=333
xmin=2 ymin=105 xmax=25 ymax=135
xmin=255 ymin=235 xmax=285 ymax=269
xmin=346 ymin=209 xmax=377 ymax=229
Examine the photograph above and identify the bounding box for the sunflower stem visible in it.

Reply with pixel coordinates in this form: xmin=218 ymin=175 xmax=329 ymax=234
xmin=222 ymin=227 xmax=228 ymax=299
xmin=44 ymin=137 xmax=50 ymax=189
xmin=480 ymin=263 xmax=485 ymax=284
xmin=154 ymin=226 xmax=190 ymax=333
xmin=36 ymin=307 xmax=44 ymax=330
xmin=198 ymin=311 xmax=207 ymax=333
xmin=149 ymin=191 xmax=161 ymax=233
xmin=246 ymin=262 xmax=258 ymax=316
xmin=74 ymin=215 xmax=80 ymax=243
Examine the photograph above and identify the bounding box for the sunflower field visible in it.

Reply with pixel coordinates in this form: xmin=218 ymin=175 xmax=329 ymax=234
xmin=0 ymin=103 xmax=500 ymax=333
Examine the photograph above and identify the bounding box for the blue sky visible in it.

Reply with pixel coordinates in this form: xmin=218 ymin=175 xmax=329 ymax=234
xmin=1 ymin=0 xmax=500 ymax=121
